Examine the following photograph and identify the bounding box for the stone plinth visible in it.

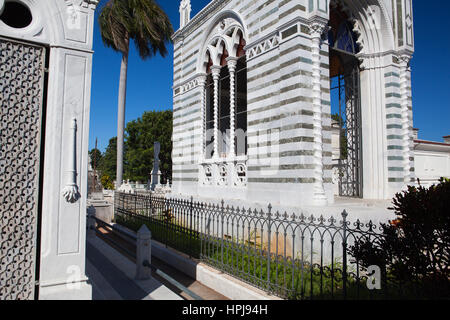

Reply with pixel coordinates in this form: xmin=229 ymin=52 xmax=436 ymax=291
xmin=87 ymin=199 xmax=114 ymax=224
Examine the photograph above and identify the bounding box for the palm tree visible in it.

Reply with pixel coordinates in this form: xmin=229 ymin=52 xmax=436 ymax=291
xmin=98 ymin=0 xmax=173 ymax=188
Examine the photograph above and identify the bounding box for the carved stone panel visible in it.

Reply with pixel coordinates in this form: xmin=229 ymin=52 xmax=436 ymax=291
xmin=0 ymin=38 xmax=46 ymax=300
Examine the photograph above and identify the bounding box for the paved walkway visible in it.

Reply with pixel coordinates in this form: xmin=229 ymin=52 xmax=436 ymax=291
xmin=86 ymin=235 xmax=182 ymax=300
xmin=86 ymin=231 xmax=228 ymax=300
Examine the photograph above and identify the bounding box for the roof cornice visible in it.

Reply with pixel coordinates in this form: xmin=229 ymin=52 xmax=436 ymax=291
xmin=172 ymin=0 xmax=231 ymax=42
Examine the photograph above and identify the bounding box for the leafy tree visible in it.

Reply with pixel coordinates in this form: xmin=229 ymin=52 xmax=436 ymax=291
xmin=99 ymin=137 xmax=119 ymax=181
xmin=349 ymin=178 xmax=450 ymax=298
xmin=89 ymin=148 xmax=103 ymax=170
xmin=101 ymin=174 xmax=115 ymax=190
xmin=98 ymin=0 xmax=173 ymax=188
xmin=124 ymin=110 xmax=172 ymax=183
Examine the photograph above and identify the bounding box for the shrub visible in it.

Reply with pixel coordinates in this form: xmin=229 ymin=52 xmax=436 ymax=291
xmin=349 ymin=178 xmax=450 ymax=298
xmin=101 ymin=174 xmax=115 ymax=190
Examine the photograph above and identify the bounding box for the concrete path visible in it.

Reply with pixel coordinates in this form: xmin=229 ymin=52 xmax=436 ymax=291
xmin=94 ymin=226 xmax=229 ymax=300
xmin=86 ymin=235 xmax=183 ymax=300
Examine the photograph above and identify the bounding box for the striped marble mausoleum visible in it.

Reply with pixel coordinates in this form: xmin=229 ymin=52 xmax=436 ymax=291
xmin=171 ymin=0 xmax=415 ymax=208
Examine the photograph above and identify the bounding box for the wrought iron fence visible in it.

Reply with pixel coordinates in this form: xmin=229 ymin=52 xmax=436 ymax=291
xmin=113 ymin=192 xmax=404 ymax=300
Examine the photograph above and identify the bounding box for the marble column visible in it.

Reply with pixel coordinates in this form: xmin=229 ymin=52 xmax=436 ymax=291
xmin=310 ymin=22 xmax=328 ymax=206
xmin=197 ymin=74 xmax=207 ymax=156
xmin=211 ymin=66 xmax=221 ymax=159
xmin=400 ymin=54 xmax=412 ymax=185
xmin=226 ymin=57 xmax=238 ymax=158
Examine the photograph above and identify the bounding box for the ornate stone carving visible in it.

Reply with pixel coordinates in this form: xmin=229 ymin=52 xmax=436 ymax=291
xmin=218 ymin=164 xmax=228 ymax=186
xmin=227 ymin=57 xmax=238 ymax=157
xmin=173 ymin=0 xmax=231 ymax=40
xmin=309 ymin=21 xmax=327 ymax=39
xmin=64 ymin=0 xmax=99 ymax=9
xmin=234 ymin=162 xmax=247 ymax=187
xmin=246 ymin=33 xmax=280 ymax=60
xmin=179 ymin=0 xmax=191 ymax=29
xmin=211 ymin=66 xmax=221 ymax=159
xmin=399 ymin=54 xmax=413 ymax=184
xmin=200 ymin=161 xmax=247 ymax=187
xmin=62 ymin=118 xmax=81 ymax=203
xmin=203 ymin=164 xmax=214 ymax=185
xmin=309 ymin=19 xmax=328 ymax=205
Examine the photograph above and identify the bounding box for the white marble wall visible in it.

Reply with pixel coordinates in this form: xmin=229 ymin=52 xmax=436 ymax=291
xmin=171 ymin=0 xmax=415 ymax=208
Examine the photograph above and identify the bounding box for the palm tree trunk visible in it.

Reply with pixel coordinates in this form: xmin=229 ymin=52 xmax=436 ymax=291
xmin=116 ymin=44 xmax=129 ymax=189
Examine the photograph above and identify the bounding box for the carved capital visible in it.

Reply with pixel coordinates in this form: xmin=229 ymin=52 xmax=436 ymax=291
xmin=211 ymin=65 xmax=221 ymax=79
xmin=196 ymin=73 xmax=208 ymax=86
xmin=226 ymin=56 xmax=238 ymax=71
xmin=399 ymin=54 xmax=412 ymax=67
xmin=308 ymin=17 xmax=328 ymax=39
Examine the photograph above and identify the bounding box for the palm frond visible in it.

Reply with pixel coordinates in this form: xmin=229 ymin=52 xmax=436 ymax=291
xmin=98 ymin=0 xmax=174 ymax=59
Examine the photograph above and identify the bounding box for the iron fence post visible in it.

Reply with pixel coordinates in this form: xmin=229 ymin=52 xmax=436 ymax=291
xmin=342 ymin=210 xmax=348 ymax=299
xmin=267 ymin=204 xmax=272 ymax=294
xmin=221 ymin=200 xmax=224 ymax=267
xmin=165 ymin=199 xmax=169 ymax=248
xmin=189 ymin=196 xmax=193 ymax=258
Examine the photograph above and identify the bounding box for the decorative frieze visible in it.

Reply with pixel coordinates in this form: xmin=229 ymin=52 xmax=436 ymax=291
xmin=200 ymin=159 xmax=248 ymax=187
xmin=246 ymin=32 xmax=280 ymax=60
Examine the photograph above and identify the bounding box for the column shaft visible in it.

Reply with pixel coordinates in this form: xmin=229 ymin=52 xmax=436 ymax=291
xmin=310 ymin=22 xmax=327 ymax=205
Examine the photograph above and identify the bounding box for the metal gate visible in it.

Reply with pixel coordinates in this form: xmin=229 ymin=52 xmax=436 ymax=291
xmin=0 ymin=37 xmax=47 ymax=300
xmin=330 ymin=50 xmax=363 ymax=198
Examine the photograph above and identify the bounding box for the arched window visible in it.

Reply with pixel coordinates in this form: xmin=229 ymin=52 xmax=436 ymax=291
xmin=328 ymin=21 xmax=359 ymax=55
xmin=204 ymin=31 xmax=247 ymax=159
xmin=329 ymin=4 xmax=363 ymax=198
xmin=235 ymin=55 xmax=247 ymax=156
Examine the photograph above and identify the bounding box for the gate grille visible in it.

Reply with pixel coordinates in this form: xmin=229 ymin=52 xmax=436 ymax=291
xmin=337 ymin=66 xmax=363 ymax=198
xmin=0 ymin=37 xmax=46 ymax=300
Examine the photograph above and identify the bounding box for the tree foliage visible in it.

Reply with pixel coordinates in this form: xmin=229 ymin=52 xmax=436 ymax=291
xmin=99 ymin=137 xmax=118 ymax=180
xmin=98 ymin=0 xmax=173 ymax=58
xmin=349 ymin=178 xmax=450 ymax=298
xmin=89 ymin=148 xmax=103 ymax=170
xmin=101 ymin=174 xmax=115 ymax=190
xmin=124 ymin=110 xmax=172 ymax=183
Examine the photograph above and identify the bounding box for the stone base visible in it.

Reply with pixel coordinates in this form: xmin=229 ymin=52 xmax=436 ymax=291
xmin=39 ymin=279 xmax=92 ymax=300
xmin=167 ymin=193 xmax=396 ymax=224
xmin=88 ymin=199 xmax=114 ymax=224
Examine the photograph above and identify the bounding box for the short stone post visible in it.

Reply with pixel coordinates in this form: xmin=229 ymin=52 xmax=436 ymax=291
xmin=87 ymin=205 xmax=96 ymax=237
xmin=135 ymin=224 xmax=152 ymax=280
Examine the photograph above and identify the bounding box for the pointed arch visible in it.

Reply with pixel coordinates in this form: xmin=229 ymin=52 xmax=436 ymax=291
xmin=330 ymin=0 xmax=396 ymax=55
xmin=197 ymin=9 xmax=247 ymax=73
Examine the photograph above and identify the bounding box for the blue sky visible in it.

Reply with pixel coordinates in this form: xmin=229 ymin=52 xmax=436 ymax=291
xmin=89 ymin=0 xmax=450 ymax=152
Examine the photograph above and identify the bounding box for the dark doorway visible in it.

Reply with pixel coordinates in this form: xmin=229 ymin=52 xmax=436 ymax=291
xmin=329 ymin=6 xmax=363 ymax=198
